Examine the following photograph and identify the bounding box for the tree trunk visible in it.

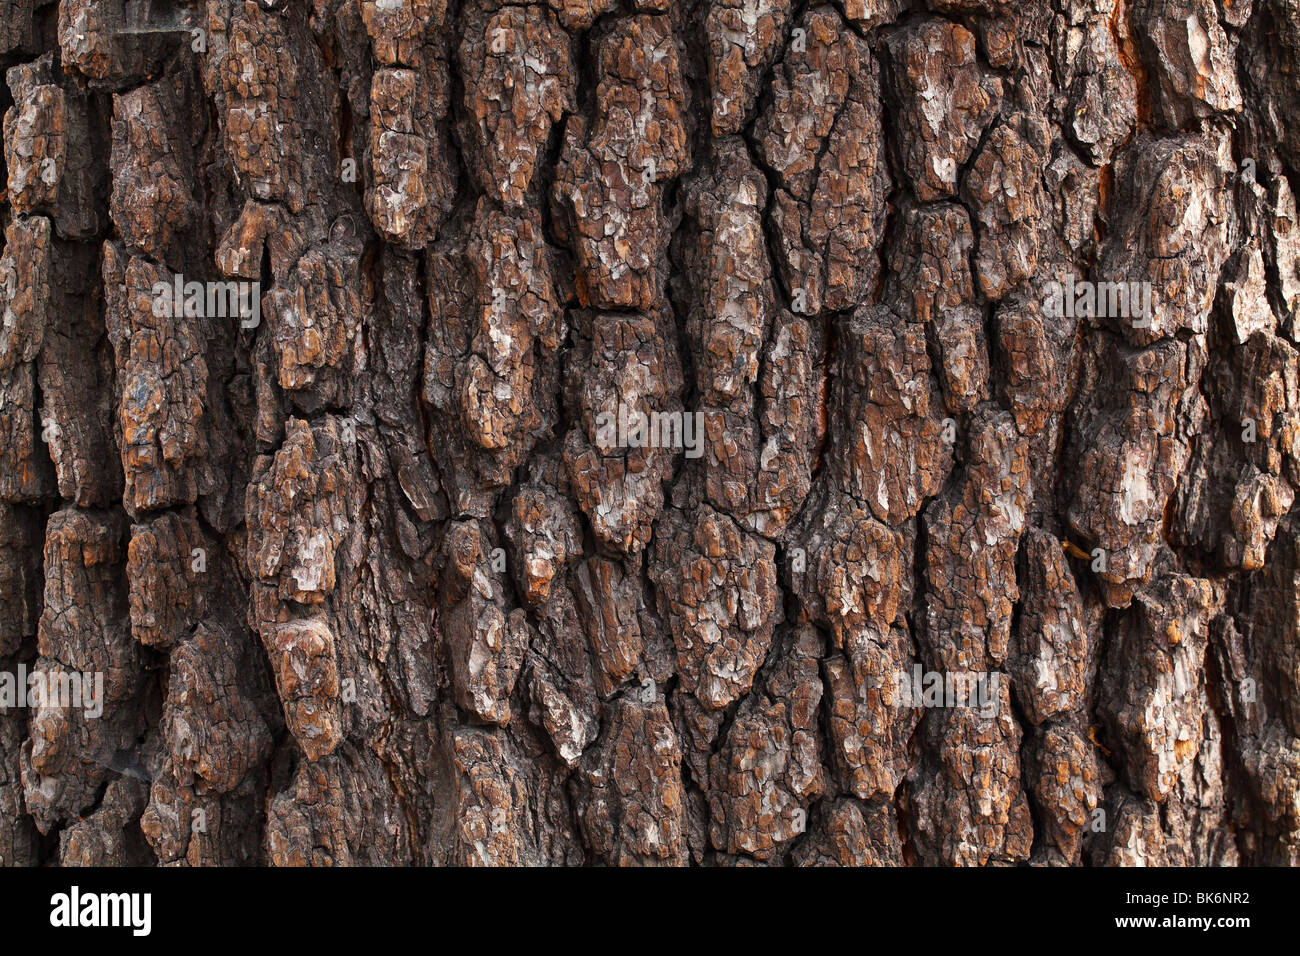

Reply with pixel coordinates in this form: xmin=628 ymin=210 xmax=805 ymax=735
xmin=1 ymin=0 xmax=1298 ymax=867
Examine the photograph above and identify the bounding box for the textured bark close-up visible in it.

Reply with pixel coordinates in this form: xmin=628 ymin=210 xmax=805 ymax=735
xmin=0 ymin=0 xmax=1298 ymax=868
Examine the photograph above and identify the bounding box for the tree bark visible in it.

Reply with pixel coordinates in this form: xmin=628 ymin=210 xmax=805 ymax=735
xmin=1 ymin=0 xmax=1298 ymax=866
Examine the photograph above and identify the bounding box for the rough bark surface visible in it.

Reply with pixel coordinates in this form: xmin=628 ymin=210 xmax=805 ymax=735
xmin=0 ymin=0 xmax=1298 ymax=867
